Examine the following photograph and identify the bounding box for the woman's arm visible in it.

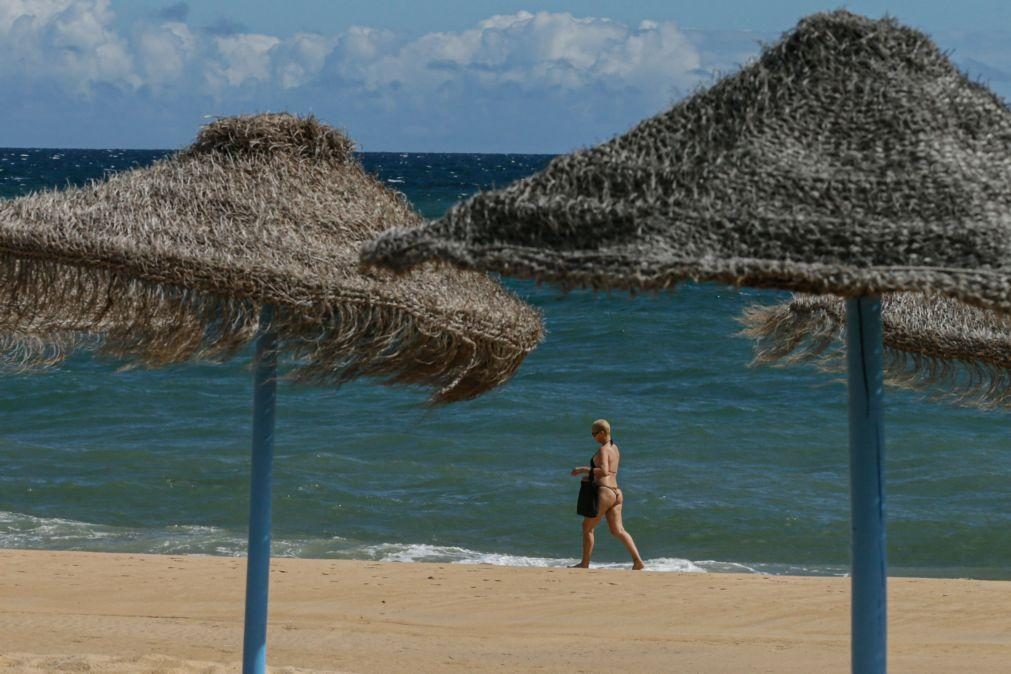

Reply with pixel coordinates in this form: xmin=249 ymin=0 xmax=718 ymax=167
xmin=570 ymin=466 xmax=590 ymax=477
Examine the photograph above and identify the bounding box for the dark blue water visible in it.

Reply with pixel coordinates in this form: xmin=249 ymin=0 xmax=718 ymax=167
xmin=1 ymin=148 xmax=1009 ymax=578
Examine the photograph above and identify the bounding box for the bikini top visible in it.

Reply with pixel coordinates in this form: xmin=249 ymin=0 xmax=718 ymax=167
xmin=590 ymin=441 xmax=618 ymax=485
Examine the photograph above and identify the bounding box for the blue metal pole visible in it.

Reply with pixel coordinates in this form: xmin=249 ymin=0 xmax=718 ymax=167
xmin=845 ymin=296 xmax=887 ymax=674
xmin=242 ymin=305 xmax=277 ymax=674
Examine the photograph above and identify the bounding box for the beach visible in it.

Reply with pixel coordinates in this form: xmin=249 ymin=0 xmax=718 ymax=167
xmin=2 ymin=151 xmax=1011 ymax=670
xmin=0 ymin=550 xmax=1008 ymax=673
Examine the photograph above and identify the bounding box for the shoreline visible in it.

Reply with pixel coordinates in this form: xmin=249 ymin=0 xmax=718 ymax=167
xmin=2 ymin=549 xmax=1010 ymax=672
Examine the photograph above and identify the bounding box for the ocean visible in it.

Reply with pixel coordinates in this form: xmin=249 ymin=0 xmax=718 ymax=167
xmin=1 ymin=148 xmax=1009 ymax=578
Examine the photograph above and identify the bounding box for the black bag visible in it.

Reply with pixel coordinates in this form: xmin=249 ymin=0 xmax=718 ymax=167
xmin=576 ymin=480 xmax=599 ymax=517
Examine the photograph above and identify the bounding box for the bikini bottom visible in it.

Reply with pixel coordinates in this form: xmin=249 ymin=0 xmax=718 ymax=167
xmin=598 ymin=485 xmax=622 ymax=504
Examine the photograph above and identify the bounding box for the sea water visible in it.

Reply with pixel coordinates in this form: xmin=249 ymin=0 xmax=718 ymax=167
xmin=1 ymin=148 xmax=1009 ymax=578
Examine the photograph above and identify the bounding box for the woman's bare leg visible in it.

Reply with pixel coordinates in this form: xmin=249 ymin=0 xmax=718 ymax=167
xmin=572 ymin=490 xmax=616 ymax=568
xmin=606 ymin=503 xmax=645 ymax=570
xmin=573 ymin=516 xmax=599 ymax=567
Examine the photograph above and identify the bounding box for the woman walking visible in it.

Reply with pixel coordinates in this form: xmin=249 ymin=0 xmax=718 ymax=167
xmin=570 ymin=419 xmax=645 ymax=570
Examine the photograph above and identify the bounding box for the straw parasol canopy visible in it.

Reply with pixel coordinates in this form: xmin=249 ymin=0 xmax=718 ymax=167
xmin=363 ymin=10 xmax=1011 ymax=314
xmin=0 ymin=113 xmax=543 ymax=402
xmin=740 ymin=293 xmax=1011 ymax=409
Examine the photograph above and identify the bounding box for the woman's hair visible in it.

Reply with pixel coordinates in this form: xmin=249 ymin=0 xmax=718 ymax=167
xmin=591 ymin=419 xmax=611 ymax=438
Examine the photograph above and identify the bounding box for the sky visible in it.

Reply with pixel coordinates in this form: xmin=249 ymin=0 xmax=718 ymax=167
xmin=2 ymin=1 xmax=1011 ymax=152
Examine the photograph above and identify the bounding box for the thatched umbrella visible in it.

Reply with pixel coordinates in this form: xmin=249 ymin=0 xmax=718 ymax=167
xmin=363 ymin=10 xmax=1011 ymax=672
xmin=741 ymin=293 xmax=1011 ymax=409
xmin=0 ymin=113 xmax=543 ymax=673
xmin=1 ymin=114 xmax=541 ymax=401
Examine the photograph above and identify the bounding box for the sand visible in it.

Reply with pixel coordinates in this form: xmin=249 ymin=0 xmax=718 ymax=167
xmin=0 ymin=549 xmax=1008 ymax=673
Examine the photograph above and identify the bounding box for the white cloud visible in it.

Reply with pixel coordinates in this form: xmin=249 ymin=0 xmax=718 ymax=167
xmin=1 ymin=0 xmax=139 ymax=94
xmin=330 ymin=11 xmax=700 ymax=106
xmin=0 ymin=4 xmax=704 ymax=112
xmin=134 ymin=21 xmax=196 ymax=88
xmin=287 ymin=9 xmax=705 ymax=148
xmin=272 ymin=32 xmax=336 ymax=89
xmin=207 ymin=33 xmax=280 ymax=89
xmin=0 ymin=0 xmax=73 ymax=32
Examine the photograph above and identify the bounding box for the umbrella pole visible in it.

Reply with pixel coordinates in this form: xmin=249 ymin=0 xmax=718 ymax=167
xmin=845 ymin=296 xmax=887 ymax=674
xmin=242 ymin=305 xmax=278 ymax=674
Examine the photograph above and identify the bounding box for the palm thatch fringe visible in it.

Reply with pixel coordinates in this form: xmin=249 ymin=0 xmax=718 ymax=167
xmin=271 ymin=296 xmax=530 ymax=401
xmin=0 ymin=333 xmax=87 ymax=371
xmin=739 ymin=295 xmax=1011 ymax=409
xmin=0 ymin=256 xmax=259 ymax=367
xmin=0 ymin=254 xmax=530 ymax=402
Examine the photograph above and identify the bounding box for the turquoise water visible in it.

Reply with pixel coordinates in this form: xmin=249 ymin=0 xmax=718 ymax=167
xmin=1 ymin=149 xmax=1009 ymax=578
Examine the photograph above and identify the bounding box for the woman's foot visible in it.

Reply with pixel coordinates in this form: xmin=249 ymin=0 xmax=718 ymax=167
xmin=632 ymin=560 xmax=645 ymax=570
xmin=569 ymin=562 xmax=589 ymax=568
